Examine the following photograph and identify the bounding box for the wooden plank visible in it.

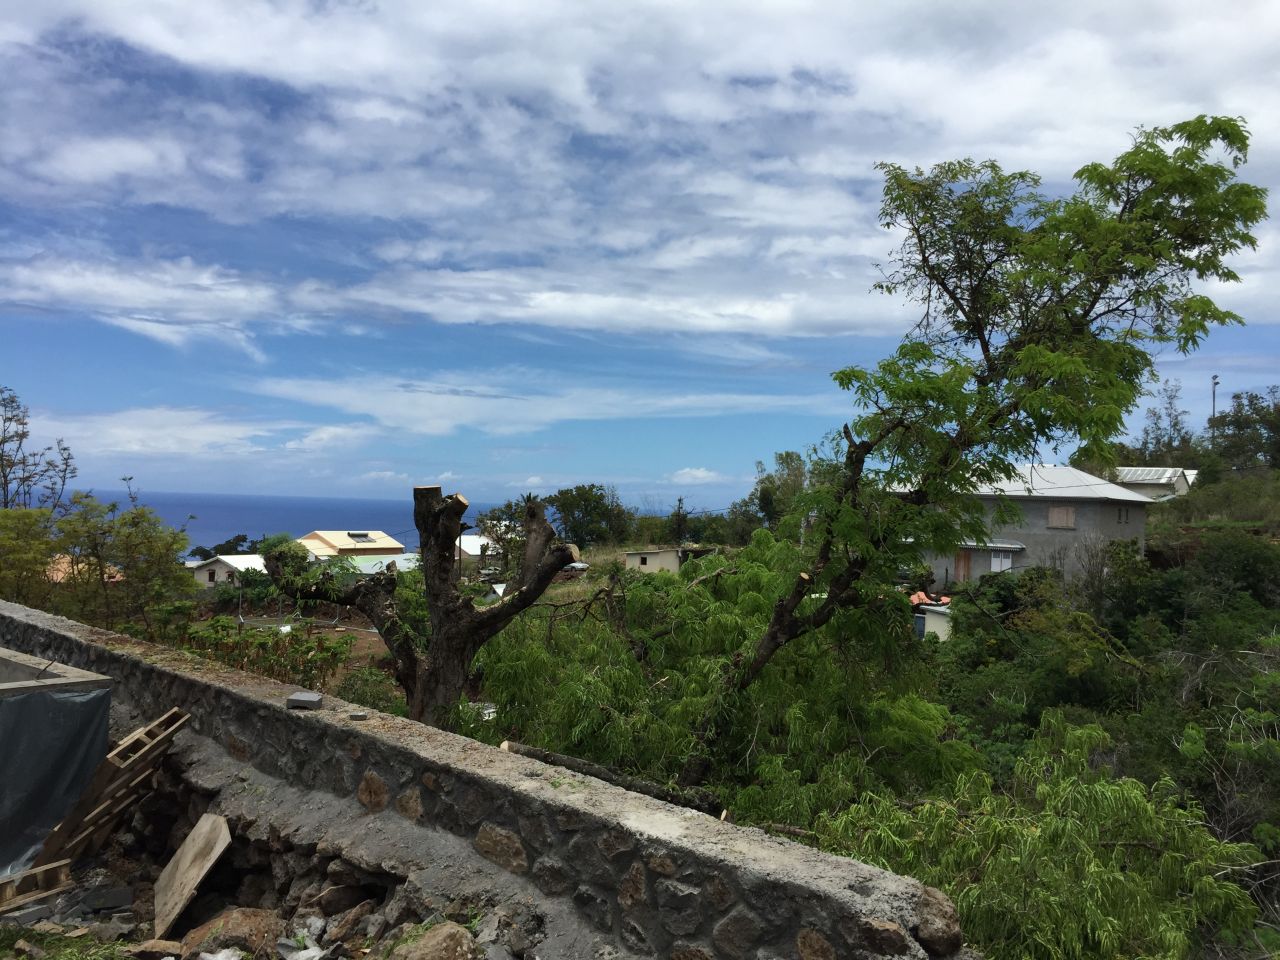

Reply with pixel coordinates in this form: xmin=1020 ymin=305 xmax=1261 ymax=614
xmin=153 ymin=814 xmax=231 ymax=939
xmin=0 ymin=861 xmax=70 ymax=910
xmin=0 ymin=881 xmax=73 ymax=916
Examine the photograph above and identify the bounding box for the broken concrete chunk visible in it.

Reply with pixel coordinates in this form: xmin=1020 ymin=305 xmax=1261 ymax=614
xmin=4 ymin=903 xmax=54 ymax=925
xmin=125 ymin=939 xmax=186 ymax=960
xmin=287 ymin=691 xmax=323 ymax=710
xmin=387 ymin=923 xmax=479 ymax=960
xmin=181 ymin=907 xmax=284 ymax=960
xmin=316 ymin=885 xmax=370 ymax=917
xmin=13 ymin=939 xmax=46 ymax=958
xmin=82 ymin=885 xmax=134 ymax=912
xmin=89 ymin=919 xmax=137 ymax=942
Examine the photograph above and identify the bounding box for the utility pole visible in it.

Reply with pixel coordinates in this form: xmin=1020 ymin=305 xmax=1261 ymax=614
xmin=1211 ymin=374 xmax=1220 ymax=446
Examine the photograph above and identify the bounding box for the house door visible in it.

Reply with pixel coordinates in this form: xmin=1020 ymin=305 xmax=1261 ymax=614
xmin=954 ymin=549 xmax=972 ymax=583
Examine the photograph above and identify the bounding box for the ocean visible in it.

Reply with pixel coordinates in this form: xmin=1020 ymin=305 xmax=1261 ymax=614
xmin=92 ymin=489 xmax=497 ymax=555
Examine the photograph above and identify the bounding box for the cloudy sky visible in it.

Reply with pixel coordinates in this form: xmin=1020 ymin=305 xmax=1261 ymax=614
xmin=2 ymin=1 xmax=1277 ymax=507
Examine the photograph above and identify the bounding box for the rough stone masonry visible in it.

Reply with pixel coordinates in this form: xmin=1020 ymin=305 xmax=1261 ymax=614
xmin=0 ymin=600 xmax=973 ymax=959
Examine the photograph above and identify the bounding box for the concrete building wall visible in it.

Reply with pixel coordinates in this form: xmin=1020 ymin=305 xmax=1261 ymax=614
xmin=927 ymin=497 xmax=1147 ymax=587
xmin=625 ymin=549 xmax=681 ymax=573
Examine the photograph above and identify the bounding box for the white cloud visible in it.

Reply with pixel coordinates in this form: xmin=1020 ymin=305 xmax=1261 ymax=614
xmin=247 ymin=371 xmax=844 ymax=437
xmin=667 ymin=467 xmax=725 ymax=485
xmin=0 ymin=0 xmax=1276 ymax=351
xmin=283 ymin=425 xmax=373 ymax=452
xmin=359 ymin=470 xmax=411 ymax=483
xmin=39 ymin=407 xmax=293 ymax=457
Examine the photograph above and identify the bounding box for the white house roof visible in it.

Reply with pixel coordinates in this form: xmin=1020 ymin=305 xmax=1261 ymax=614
xmin=977 ymin=465 xmax=1152 ymax=503
xmin=1113 ymin=466 xmax=1189 ymax=485
xmin=193 ymin=554 xmax=266 ymax=573
xmin=457 ymin=534 xmax=493 ymax=557
xmin=349 ymin=553 xmax=421 ymax=575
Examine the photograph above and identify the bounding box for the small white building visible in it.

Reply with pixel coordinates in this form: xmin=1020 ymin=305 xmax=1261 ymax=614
xmin=191 ymin=554 xmax=266 ymax=587
xmin=915 ymin=604 xmax=952 ymax=642
xmin=625 ymin=546 xmax=714 ymax=574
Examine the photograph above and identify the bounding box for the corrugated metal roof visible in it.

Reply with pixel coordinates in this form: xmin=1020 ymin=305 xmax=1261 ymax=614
xmin=977 ymin=465 xmax=1152 ymax=503
xmin=1113 ymin=466 xmax=1188 ymax=484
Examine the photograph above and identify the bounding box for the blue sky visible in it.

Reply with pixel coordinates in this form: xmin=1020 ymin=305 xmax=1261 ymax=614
xmin=2 ymin=2 xmax=1278 ymax=509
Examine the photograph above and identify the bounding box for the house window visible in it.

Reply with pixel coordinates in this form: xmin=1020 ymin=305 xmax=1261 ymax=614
xmin=1117 ymin=506 xmax=1130 ymax=524
xmin=639 ymin=556 xmax=648 ymax=566
xmin=207 ymin=570 xmax=216 ymax=583
xmin=991 ymin=550 xmax=1013 ymax=573
xmin=1047 ymin=504 xmax=1076 ymax=529
xmin=226 ymin=570 xmax=235 ymax=580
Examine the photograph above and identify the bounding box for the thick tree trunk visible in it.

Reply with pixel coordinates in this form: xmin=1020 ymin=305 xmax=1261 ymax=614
xmin=411 ymin=485 xmax=577 ymax=728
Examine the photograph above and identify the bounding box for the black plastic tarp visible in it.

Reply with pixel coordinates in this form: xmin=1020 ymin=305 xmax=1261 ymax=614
xmin=0 ymin=687 xmax=110 ymax=876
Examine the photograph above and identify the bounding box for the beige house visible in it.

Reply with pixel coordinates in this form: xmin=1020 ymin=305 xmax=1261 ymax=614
xmin=297 ymin=530 xmax=404 ymax=558
xmin=191 ymin=554 xmax=266 ymax=587
xmin=625 ymin=546 xmax=714 ymax=574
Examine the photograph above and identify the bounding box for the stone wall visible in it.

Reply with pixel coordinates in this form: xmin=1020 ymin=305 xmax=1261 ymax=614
xmin=0 ymin=601 xmax=968 ymax=960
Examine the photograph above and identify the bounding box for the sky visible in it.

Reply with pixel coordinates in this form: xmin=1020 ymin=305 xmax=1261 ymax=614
xmin=2 ymin=1 xmax=1278 ymax=509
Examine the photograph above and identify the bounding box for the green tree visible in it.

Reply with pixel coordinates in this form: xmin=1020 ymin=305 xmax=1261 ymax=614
xmin=53 ymin=486 xmax=194 ymax=631
xmin=0 ymin=507 xmax=58 ymax=608
xmin=679 ymin=116 xmax=1267 ymax=784
xmin=1137 ymin=380 xmax=1200 ymax=466
xmin=1209 ymin=386 xmax=1280 ymax=470
xmin=188 ymin=532 xmax=262 ymax=560
xmin=546 ymin=483 xmax=633 ymax=546
xmin=818 ymin=714 xmax=1261 ymax=960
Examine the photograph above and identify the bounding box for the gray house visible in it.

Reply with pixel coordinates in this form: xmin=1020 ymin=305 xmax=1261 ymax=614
xmin=926 ymin=465 xmax=1152 ymax=588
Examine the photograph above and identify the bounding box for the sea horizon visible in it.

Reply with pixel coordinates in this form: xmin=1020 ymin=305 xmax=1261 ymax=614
xmin=85 ymin=487 xmax=498 ymax=556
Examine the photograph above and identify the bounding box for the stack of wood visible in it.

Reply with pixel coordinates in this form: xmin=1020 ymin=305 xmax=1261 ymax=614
xmin=0 ymin=707 xmax=189 ymax=916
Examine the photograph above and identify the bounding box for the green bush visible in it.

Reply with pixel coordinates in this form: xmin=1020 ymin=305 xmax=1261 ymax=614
xmin=333 ymin=666 xmax=408 ymax=717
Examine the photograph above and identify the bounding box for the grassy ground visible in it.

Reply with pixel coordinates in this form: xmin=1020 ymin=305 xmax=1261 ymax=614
xmin=0 ymin=927 xmax=131 ymax=960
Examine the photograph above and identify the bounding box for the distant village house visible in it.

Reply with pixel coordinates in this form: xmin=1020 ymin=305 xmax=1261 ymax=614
xmin=625 ymin=546 xmax=715 ymax=574
xmin=1112 ymin=466 xmax=1198 ymax=501
xmin=926 ymin=465 xmax=1151 ymax=588
xmin=297 ymin=530 xmax=404 ymax=558
xmin=190 ymin=554 xmax=266 ymax=586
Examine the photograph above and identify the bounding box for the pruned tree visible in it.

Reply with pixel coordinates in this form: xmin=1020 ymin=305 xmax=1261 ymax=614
xmin=265 ymin=486 xmax=577 ymax=727
xmin=412 ymin=485 xmax=578 ymax=724
xmin=679 ymin=115 xmax=1268 ymax=785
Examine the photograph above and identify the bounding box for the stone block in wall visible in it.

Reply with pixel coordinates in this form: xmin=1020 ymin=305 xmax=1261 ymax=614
xmin=473 ymin=822 xmax=528 ymax=874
